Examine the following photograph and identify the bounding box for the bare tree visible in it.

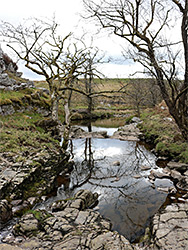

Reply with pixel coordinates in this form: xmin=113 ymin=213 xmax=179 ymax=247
xmin=119 ymin=78 xmax=161 ymax=116
xmin=0 ymin=18 xmax=92 ymax=149
xmin=83 ymin=48 xmax=106 ymax=115
xmin=83 ymin=0 xmax=188 ymax=140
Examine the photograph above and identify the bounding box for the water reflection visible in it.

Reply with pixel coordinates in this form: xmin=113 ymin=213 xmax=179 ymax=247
xmin=64 ymin=137 xmax=169 ymax=242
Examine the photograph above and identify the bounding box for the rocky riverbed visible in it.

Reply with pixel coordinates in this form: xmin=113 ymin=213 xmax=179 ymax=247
xmin=0 ymin=190 xmax=133 ymax=250
xmin=0 ymin=121 xmax=188 ymax=250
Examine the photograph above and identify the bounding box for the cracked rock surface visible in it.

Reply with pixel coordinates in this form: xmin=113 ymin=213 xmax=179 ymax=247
xmin=151 ymin=203 xmax=188 ymax=250
xmin=1 ymin=190 xmax=133 ymax=250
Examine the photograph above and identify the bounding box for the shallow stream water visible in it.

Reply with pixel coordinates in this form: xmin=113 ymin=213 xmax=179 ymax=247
xmin=39 ymin=122 xmax=174 ymax=242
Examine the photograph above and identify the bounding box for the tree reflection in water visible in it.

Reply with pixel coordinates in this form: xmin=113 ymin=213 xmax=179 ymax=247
xmin=57 ymin=123 xmax=170 ymax=242
xmin=66 ymin=135 xmax=169 ymax=242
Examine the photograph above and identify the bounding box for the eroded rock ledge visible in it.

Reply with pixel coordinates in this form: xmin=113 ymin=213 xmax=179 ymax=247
xmin=1 ymin=190 xmax=133 ymax=250
xmin=150 ymin=203 xmax=188 ymax=250
xmin=0 ymin=149 xmax=73 ymax=222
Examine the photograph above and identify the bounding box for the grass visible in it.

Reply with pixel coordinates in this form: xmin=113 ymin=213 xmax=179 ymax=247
xmin=1 ymin=75 xmax=187 ymax=163
xmin=0 ymin=88 xmax=51 ymax=108
xmin=139 ymin=108 xmax=188 ymax=163
xmin=0 ymin=111 xmax=59 ymax=156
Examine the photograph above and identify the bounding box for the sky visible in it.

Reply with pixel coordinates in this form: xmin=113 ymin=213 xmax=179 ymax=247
xmin=0 ymin=0 xmax=182 ymax=80
xmin=0 ymin=0 xmax=145 ymax=80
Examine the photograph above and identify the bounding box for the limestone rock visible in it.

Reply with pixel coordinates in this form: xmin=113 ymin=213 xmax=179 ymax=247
xmin=13 ymin=213 xmax=39 ymax=236
xmin=2 ymin=190 xmax=133 ymax=250
xmin=167 ymin=162 xmax=188 ymax=173
xmin=0 ymin=244 xmax=23 ymax=250
xmin=112 ymin=123 xmax=142 ymax=141
xmin=151 ymin=203 xmax=188 ymax=250
xmin=69 ymin=126 xmax=108 ymax=139
xmin=0 ymin=199 xmax=12 ymax=223
xmin=91 ymin=231 xmax=133 ymax=250
xmin=74 ymin=189 xmax=99 ymax=209
xmin=0 ymin=46 xmax=35 ymax=91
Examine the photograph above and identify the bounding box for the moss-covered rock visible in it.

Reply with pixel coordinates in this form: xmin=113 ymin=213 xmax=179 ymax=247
xmin=139 ymin=110 xmax=188 ymax=163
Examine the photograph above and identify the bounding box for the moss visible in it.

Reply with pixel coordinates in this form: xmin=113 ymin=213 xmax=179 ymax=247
xmin=168 ymin=143 xmax=185 ymax=156
xmin=156 ymin=142 xmax=167 ymax=154
xmin=26 ymin=210 xmax=52 ymax=222
xmin=0 ymin=111 xmax=59 ymax=154
xmin=10 ymin=97 xmax=23 ymax=105
xmin=24 ymin=94 xmax=32 ymax=102
xmin=15 ymin=155 xmax=26 ymax=163
xmin=179 ymin=150 xmax=188 ymax=163
xmin=140 ymin=109 xmax=188 ymax=163
xmin=0 ymin=98 xmax=12 ymax=105
xmin=73 ymin=230 xmax=83 ymax=236
xmin=23 ymin=179 xmax=46 ymax=199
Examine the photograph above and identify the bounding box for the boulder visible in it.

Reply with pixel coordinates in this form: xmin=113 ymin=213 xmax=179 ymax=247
xmin=0 ymin=199 xmax=12 ymax=223
xmin=167 ymin=162 xmax=188 ymax=173
xmin=112 ymin=123 xmax=142 ymax=141
xmin=151 ymin=203 xmax=188 ymax=250
xmin=131 ymin=116 xmax=142 ymax=123
xmin=5 ymin=190 xmax=133 ymax=250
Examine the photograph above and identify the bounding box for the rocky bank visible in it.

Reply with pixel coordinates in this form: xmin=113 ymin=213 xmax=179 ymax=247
xmin=0 ymin=54 xmax=187 ymax=250
xmin=1 ymin=190 xmax=133 ymax=250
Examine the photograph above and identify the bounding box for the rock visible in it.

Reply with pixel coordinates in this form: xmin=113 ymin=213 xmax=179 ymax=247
xmin=151 ymin=203 xmax=188 ymax=250
xmin=0 ymin=199 xmax=12 ymax=223
xmin=140 ymin=165 xmax=151 ymax=171
xmin=0 ymin=244 xmax=23 ymax=250
xmin=12 ymin=200 xmax=30 ymax=216
xmin=112 ymin=123 xmax=142 ymax=141
xmin=69 ymin=126 xmax=108 ymax=139
xmin=0 ymin=47 xmax=35 ymax=91
xmin=112 ymin=161 xmax=120 ymax=166
xmin=157 ymin=187 xmax=169 ymax=193
xmin=50 ymin=200 xmax=66 ymax=212
xmin=35 ymin=87 xmax=50 ymax=95
xmin=167 ymin=162 xmax=188 ymax=173
xmin=4 ymin=190 xmax=133 ymax=250
xmin=163 ymin=117 xmax=173 ymax=122
xmin=133 ymin=174 xmax=142 ymax=179
xmin=170 ymin=169 xmax=183 ymax=181
xmin=0 ymin=104 xmax=15 ymax=116
xmin=13 ymin=213 xmax=39 ymax=236
xmin=74 ymin=189 xmax=99 ymax=209
xmin=131 ymin=117 xmax=141 ymax=123
xmin=91 ymin=231 xmax=133 ymax=250
xmin=149 ymin=170 xmax=169 ymax=179
xmin=69 ymin=126 xmax=86 ymax=138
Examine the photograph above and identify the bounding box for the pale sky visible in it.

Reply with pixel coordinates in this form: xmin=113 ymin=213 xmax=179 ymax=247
xmin=0 ymin=0 xmax=182 ymax=80
xmin=0 ymin=0 xmax=145 ymax=79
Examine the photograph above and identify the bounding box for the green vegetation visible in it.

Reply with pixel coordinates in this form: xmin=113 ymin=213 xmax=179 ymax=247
xmin=1 ymin=76 xmax=187 ymax=163
xmin=0 ymin=88 xmax=51 ymax=108
xmin=139 ymin=109 xmax=188 ymax=163
xmin=0 ymin=111 xmax=59 ymax=156
xmin=26 ymin=209 xmax=52 ymax=222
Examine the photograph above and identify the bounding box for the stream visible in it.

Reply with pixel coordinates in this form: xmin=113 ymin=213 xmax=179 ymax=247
xmin=37 ymin=121 xmax=174 ymax=242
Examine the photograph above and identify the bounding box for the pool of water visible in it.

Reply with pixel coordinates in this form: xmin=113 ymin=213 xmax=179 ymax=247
xmin=68 ymin=138 xmax=172 ymax=242
xmin=45 ymin=125 xmax=173 ymax=242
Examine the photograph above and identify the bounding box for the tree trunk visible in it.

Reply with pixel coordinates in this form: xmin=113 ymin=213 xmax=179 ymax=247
xmin=150 ymin=48 xmax=188 ymax=140
xmin=51 ymin=96 xmax=59 ymax=121
xmin=62 ymin=101 xmax=71 ymax=150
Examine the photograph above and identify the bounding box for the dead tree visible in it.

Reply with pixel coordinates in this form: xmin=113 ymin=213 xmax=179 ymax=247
xmin=0 ymin=18 xmax=91 ymax=149
xmin=83 ymin=0 xmax=188 ymax=140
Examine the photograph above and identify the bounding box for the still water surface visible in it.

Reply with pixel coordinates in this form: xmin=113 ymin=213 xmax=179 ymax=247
xmin=53 ymin=125 xmax=173 ymax=242
xmin=0 ymin=123 xmax=174 ymax=243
